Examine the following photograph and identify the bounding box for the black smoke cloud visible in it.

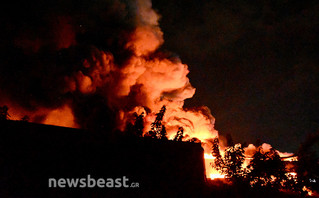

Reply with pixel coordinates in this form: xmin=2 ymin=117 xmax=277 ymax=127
xmin=0 ymin=0 xmax=209 ymax=136
xmin=0 ymin=0 xmax=145 ymax=128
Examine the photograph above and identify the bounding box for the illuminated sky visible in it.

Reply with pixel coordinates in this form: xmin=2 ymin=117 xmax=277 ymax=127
xmin=152 ymin=0 xmax=319 ymax=152
xmin=0 ymin=0 xmax=318 ymax=153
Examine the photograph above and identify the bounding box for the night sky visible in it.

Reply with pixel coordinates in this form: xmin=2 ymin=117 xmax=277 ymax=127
xmin=152 ymin=0 xmax=319 ymax=152
xmin=0 ymin=0 xmax=318 ymax=153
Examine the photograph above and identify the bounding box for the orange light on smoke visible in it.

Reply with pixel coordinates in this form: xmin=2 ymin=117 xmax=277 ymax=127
xmin=43 ymin=104 xmax=78 ymax=128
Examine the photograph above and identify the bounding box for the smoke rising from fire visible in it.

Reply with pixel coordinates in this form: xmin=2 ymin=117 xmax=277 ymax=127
xmin=2 ymin=0 xmax=301 ymax=181
xmin=0 ymin=0 xmax=218 ymax=142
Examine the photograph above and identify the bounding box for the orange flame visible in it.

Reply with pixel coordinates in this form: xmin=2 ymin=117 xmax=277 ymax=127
xmin=204 ymin=153 xmax=225 ymax=180
xmin=0 ymin=0 xmax=297 ymax=182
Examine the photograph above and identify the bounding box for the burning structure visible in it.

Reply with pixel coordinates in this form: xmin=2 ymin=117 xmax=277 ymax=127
xmin=0 ymin=0 xmax=221 ymax=178
xmin=0 ymin=0 xmax=307 ymax=180
xmin=0 ymin=0 xmax=217 ymax=139
xmin=1 ymin=0 xmax=318 ymax=196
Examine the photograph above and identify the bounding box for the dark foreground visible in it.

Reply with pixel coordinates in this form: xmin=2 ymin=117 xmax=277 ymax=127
xmin=0 ymin=120 xmax=205 ymax=197
xmin=0 ymin=120 xmax=309 ymax=198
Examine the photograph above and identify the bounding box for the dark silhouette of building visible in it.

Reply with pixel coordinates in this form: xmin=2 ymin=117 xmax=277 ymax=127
xmin=0 ymin=120 xmax=205 ymax=197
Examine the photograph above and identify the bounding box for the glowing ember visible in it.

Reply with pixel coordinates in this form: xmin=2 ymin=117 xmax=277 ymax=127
xmin=303 ymin=186 xmax=313 ymax=196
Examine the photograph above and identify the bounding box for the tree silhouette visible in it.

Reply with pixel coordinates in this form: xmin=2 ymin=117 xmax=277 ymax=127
xmin=211 ymin=137 xmax=224 ymax=172
xmin=146 ymin=106 xmax=167 ymax=140
xmin=295 ymin=132 xmax=319 ymax=194
xmin=0 ymin=105 xmax=10 ymax=120
xmin=247 ymin=147 xmax=287 ymax=188
xmin=173 ymin=127 xmax=184 ymax=141
xmin=133 ymin=112 xmax=144 ymax=137
xmin=124 ymin=112 xmax=145 ymax=137
xmin=222 ymin=143 xmax=246 ymax=182
xmin=158 ymin=125 xmax=168 ymax=140
xmin=211 ymin=136 xmax=247 ymax=183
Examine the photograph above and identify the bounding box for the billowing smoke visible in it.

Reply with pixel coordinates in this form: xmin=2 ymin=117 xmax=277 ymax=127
xmin=244 ymin=143 xmax=294 ymax=158
xmin=0 ymin=0 xmax=218 ymax=141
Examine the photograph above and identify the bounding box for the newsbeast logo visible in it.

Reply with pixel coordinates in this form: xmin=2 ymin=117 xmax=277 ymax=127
xmin=48 ymin=175 xmax=139 ymax=188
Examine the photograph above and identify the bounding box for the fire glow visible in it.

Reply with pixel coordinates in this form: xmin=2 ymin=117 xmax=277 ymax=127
xmin=204 ymin=154 xmax=225 ymax=180
xmin=0 ymin=0 xmax=296 ymax=182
